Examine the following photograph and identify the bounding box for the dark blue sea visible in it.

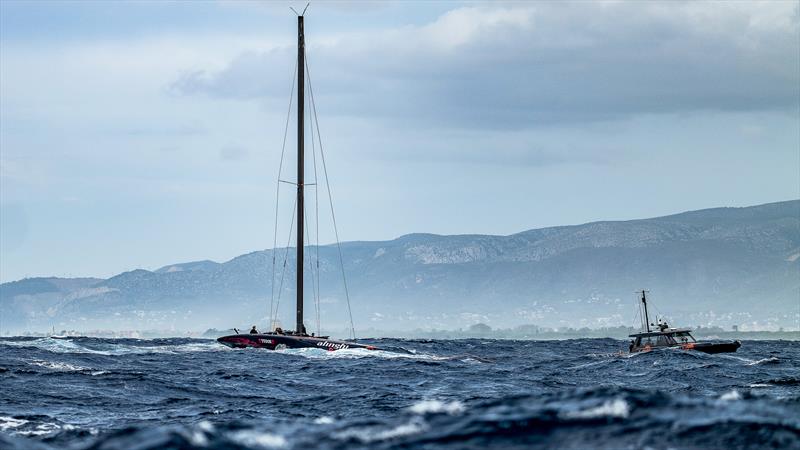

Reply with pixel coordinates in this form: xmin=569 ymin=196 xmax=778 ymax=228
xmin=0 ymin=337 xmax=798 ymax=449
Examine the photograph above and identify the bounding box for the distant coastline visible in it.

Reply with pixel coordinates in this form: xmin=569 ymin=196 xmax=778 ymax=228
xmin=1 ymin=199 xmax=798 ymax=334
xmin=5 ymin=326 xmax=798 ymax=341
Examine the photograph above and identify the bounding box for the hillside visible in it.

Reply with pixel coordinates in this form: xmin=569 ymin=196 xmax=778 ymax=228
xmin=1 ymin=200 xmax=797 ymax=334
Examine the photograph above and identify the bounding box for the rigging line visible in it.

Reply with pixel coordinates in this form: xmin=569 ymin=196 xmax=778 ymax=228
xmin=270 ymin=59 xmax=298 ymax=330
xmin=273 ymin=194 xmax=298 ymax=330
xmin=300 ymin=73 xmax=320 ymax=337
xmin=302 ymin=87 xmax=321 ymax=337
xmin=649 ymin=296 xmax=665 ymax=324
xmin=308 ymin=74 xmax=322 ymax=337
xmin=634 ymin=299 xmax=643 ymax=331
xmin=642 ymin=291 xmax=660 ymax=325
xmin=303 ymin=200 xmax=321 ymax=337
xmin=305 ymin=57 xmax=356 ymax=341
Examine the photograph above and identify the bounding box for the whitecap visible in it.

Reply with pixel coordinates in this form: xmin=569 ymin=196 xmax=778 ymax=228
xmin=17 ymin=422 xmax=62 ymax=436
xmin=745 ymin=357 xmax=779 ymax=366
xmin=228 ymin=430 xmax=287 ymax=449
xmin=188 ymin=430 xmax=208 ymax=447
xmin=567 ymin=359 xmax=614 ymax=370
xmin=334 ymin=418 xmax=427 ymax=443
xmin=0 ymin=416 xmax=28 ymax=432
xmin=188 ymin=421 xmax=214 ymax=447
xmin=197 ymin=421 xmax=215 ymax=432
xmin=373 ymin=421 xmax=427 ymax=440
xmin=2 ymin=337 xmax=226 ymax=356
xmin=28 ymin=360 xmax=89 ymax=372
xmin=1 ymin=337 xmax=109 ymax=355
xmin=314 ymin=416 xmax=335 ymax=424
xmin=720 ymin=390 xmax=742 ymax=401
xmin=276 ymin=346 xmax=448 ymax=362
xmin=28 ymin=423 xmax=76 ymax=436
xmin=564 ymin=398 xmax=630 ymax=419
xmin=0 ymin=418 xmax=72 ymax=437
xmin=408 ymin=400 xmax=465 ymax=415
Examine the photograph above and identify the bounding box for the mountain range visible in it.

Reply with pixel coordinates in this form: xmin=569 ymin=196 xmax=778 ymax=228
xmin=1 ymin=200 xmax=798 ymax=334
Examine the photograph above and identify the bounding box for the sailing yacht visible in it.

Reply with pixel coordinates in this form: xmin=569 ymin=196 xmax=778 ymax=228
xmin=218 ymin=13 xmax=376 ymax=352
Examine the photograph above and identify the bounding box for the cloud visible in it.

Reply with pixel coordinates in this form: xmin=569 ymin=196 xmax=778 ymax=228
xmin=121 ymin=122 xmax=206 ymax=137
xmin=169 ymin=2 xmax=800 ymax=129
xmin=219 ymin=145 xmax=249 ymax=161
xmin=170 ymin=49 xmax=295 ymax=100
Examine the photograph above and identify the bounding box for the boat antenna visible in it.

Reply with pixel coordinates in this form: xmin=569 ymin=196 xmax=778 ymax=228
xmin=290 ymin=3 xmax=310 ymax=16
xmin=637 ymin=290 xmax=651 ymax=332
xmin=295 ymin=11 xmax=306 ymax=335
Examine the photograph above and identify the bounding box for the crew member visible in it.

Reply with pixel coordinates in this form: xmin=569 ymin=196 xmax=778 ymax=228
xmin=250 ymin=325 xmax=259 ymax=334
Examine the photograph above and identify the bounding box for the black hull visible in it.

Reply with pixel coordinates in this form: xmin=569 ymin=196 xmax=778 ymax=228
xmin=217 ymin=333 xmax=378 ymax=351
xmin=631 ymin=340 xmax=741 ymax=354
xmin=691 ymin=341 xmax=742 ymax=354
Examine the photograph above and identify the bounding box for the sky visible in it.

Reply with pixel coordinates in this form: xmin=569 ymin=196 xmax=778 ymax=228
xmin=1 ymin=0 xmax=798 ymax=283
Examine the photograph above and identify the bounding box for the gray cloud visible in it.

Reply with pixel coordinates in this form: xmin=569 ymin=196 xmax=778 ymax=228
xmin=219 ymin=145 xmax=249 ymax=161
xmin=169 ymin=2 xmax=800 ymax=129
xmin=170 ymin=49 xmax=295 ymax=100
xmin=120 ymin=121 xmax=206 ymax=137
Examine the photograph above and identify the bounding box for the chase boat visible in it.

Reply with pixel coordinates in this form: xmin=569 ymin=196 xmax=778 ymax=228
xmin=628 ymin=290 xmax=740 ymax=354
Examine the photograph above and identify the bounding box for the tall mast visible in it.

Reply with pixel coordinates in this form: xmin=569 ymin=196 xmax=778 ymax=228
xmin=295 ymin=14 xmax=306 ymax=334
xmin=639 ymin=290 xmax=650 ymax=332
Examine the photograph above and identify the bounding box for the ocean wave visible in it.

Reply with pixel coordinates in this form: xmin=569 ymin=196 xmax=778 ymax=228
xmin=0 ymin=416 xmax=75 ymax=438
xmin=3 ymin=387 xmax=799 ymax=450
xmin=719 ymin=389 xmax=743 ymax=401
xmin=766 ymin=377 xmax=800 ymax=386
xmin=0 ymin=416 xmax=27 ymax=433
xmin=746 ymin=356 xmax=781 ymax=366
xmin=407 ymin=400 xmax=466 ymax=415
xmin=562 ymin=398 xmax=630 ymax=419
xmin=28 ymin=360 xmax=90 ymax=372
xmin=227 ymin=429 xmax=288 ymax=449
xmin=271 ymin=346 xmax=463 ymax=363
xmin=2 ymin=338 xmax=799 ymax=449
xmin=0 ymin=337 xmax=225 ymax=356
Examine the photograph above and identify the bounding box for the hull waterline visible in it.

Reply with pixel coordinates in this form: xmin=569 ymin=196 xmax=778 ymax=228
xmin=217 ymin=333 xmax=378 ymax=351
xmin=688 ymin=340 xmax=741 ymax=354
xmin=631 ymin=340 xmax=741 ymax=354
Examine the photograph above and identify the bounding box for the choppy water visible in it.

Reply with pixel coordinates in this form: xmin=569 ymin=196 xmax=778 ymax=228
xmin=0 ymin=337 xmax=798 ymax=449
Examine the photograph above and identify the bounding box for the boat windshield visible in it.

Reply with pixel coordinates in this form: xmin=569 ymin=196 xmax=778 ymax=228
xmin=656 ymin=334 xmax=675 ymax=346
xmin=635 ymin=333 xmax=693 ymax=347
xmin=636 ymin=336 xmax=668 ymax=347
xmin=670 ymin=331 xmax=696 ymax=343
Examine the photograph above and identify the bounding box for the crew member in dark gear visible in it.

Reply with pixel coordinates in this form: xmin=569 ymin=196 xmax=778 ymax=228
xmin=250 ymin=326 xmax=258 ymax=334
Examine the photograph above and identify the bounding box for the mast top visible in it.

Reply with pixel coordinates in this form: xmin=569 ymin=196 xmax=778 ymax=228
xmin=290 ymin=3 xmax=310 ymax=17
xmin=637 ymin=289 xmax=651 ymax=333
